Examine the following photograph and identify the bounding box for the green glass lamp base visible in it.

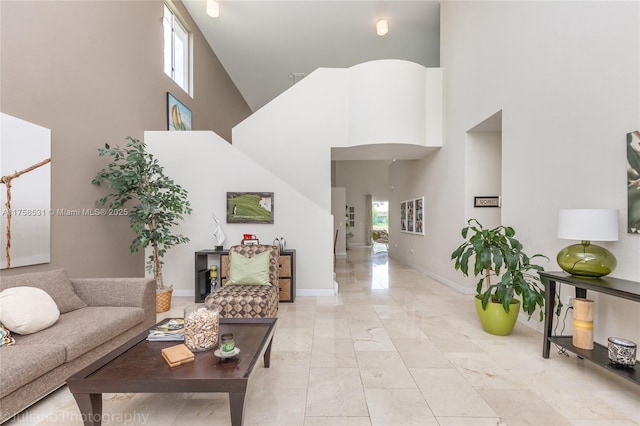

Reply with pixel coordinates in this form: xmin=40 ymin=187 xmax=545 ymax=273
xmin=557 ymin=241 xmax=616 ymax=278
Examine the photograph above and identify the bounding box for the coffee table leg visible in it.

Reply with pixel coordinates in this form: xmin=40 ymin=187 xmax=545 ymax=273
xmin=72 ymin=393 xmax=103 ymax=426
xmin=263 ymin=337 xmax=274 ymax=368
xmin=229 ymin=392 xmax=246 ymax=426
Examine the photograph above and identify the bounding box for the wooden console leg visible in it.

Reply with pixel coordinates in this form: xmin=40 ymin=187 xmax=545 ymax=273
xmin=229 ymin=392 xmax=246 ymax=426
xmin=72 ymin=393 xmax=103 ymax=426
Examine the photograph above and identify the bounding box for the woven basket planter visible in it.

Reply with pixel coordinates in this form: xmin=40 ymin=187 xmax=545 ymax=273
xmin=156 ymin=288 xmax=173 ymax=313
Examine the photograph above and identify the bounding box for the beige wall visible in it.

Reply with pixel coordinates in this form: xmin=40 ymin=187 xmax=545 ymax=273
xmin=0 ymin=0 xmax=251 ymax=278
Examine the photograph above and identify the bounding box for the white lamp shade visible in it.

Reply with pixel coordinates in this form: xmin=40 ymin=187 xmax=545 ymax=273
xmin=557 ymin=209 xmax=619 ymax=241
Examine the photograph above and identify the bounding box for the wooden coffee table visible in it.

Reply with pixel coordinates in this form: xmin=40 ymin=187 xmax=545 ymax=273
xmin=67 ymin=318 xmax=277 ymax=426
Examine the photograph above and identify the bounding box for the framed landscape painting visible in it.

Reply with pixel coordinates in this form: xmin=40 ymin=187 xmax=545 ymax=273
xmin=227 ymin=192 xmax=274 ymax=224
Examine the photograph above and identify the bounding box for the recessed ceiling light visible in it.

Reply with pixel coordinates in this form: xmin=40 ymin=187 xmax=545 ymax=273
xmin=376 ymin=19 xmax=388 ymax=36
xmin=206 ymin=0 xmax=219 ymax=18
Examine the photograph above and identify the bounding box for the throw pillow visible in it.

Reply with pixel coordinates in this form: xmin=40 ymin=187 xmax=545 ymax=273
xmin=0 ymin=269 xmax=87 ymax=313
xmin=227 ymin=250 xmax=272 ymax=285
xmin=0 ymin=287 xmax=60 ymax=335
xmin=0 ymin=322 xmax=15 ymax=346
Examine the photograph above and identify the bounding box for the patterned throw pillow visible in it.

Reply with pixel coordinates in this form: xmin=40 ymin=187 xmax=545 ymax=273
xmin=0 ymin=322 xmax=15 ymax=346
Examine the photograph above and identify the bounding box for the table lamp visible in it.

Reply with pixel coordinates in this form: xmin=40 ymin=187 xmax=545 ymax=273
xmin=556 ymin=209 xmax=619 ymax=278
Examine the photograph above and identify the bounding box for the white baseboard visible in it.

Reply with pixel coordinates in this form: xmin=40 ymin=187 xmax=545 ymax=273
xmin=386 ymin=254 xmax=542 ymax=332
xmin=296 ymin=288 xmax=337 ymax=297
xmin=173 ymin=289 xmax=194 ymax=298
xmin=348 ymin=243 xmax=369 ymax=247
xmin=388 ymin=253 xmax=475 ymax=295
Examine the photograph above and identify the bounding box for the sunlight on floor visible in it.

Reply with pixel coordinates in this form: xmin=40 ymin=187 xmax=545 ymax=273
xmin=371 ymin=242 xmax=388 ymax=254
xmin=369 ymin=250 xmax=389 ymax=289
xmin=371 ymin=262 xmax=389 ymax=289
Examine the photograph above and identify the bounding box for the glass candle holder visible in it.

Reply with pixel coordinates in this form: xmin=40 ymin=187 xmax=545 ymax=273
xmin=183 ymin=303 xmax=221 ymax=352
xmin=220 ymin=333 xmax=235 ymax=354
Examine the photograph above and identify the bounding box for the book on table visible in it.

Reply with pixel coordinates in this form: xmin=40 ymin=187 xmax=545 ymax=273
xmin=147 ymin=318 xmax=185 ymax=341
xmin=161 ymin=344 xmax=194 ymax=367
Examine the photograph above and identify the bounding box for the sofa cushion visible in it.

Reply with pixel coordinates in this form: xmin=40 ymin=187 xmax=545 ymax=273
xmin=0 ymin=269 xmax=87 ymax=313
xmin=15 ymin=306 xmax=145 ymax=362
xmin=0 ymin=287 xmax=60 ymax=335
xmin=227 ymin=250 xmax=272 ymax=285
xmin=0 ymin=344 xmax=66 ymax=398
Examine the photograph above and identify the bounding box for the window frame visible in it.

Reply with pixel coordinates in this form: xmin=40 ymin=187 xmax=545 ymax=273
xmin=163 ymin=3 xmax=191 ymax=94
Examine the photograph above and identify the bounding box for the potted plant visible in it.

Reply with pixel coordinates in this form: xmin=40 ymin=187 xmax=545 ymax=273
xmin=92 ymin=136 xmax=192 ymax=313
xmin=451 ymin=218 xmax=548 ymax=335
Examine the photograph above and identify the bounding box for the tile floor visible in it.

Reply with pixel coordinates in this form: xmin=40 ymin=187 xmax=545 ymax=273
xmin=6 ymin=247 xmax=640 ymax=425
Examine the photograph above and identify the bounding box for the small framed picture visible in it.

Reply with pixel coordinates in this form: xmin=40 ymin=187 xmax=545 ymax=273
xmin=242 ymin=239 xmax=259 ymax=245
xmin=474 ymin=196 xmax=501 ymax=208
xmin=167 ymin=92 xmax=192 ymax=131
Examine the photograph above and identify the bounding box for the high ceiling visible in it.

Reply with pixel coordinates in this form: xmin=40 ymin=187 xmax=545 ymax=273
xmin=183 ymin=0 xmax=441 ymax=111
xmin=182 ymin=0 xmax=441 ymax=160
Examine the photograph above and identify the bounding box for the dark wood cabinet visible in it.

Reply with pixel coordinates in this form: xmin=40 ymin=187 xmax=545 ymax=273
xmin=275 ymin=250 xmax=295 ymax=302
xmin=194 ymin=249 xmax=228 ymax=302
xmin=195 ymin=249 xmax=296 ymax=303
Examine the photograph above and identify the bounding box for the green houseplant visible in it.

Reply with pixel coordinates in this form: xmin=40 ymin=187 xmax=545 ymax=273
xmin=92 ymin=137 xmax=192 ymax=312
xmin=451 ymin=218 xmax=548 ymax=335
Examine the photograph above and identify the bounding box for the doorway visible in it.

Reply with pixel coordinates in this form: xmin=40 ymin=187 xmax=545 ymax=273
xmin=372 ymin=200 xmax=389 ymax=253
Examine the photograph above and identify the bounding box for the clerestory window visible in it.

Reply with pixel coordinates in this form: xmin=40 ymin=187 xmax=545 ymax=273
xmin=163 ymin=3 xmax=189 ymax=93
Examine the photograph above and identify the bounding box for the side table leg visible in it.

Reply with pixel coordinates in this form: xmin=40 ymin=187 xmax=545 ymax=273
xmin=542 ymin=278 xmax=556 ymax=358
xmin=229 ymin=392 xmax=246 ymax=426
xmin=263 ymin=337 xmax=274 ymax=368
xmin=72 ymin=393 xmax=103 ymax=426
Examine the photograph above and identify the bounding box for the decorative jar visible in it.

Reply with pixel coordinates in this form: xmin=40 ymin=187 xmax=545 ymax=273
xmin=608 ymin=337 xmax=637 ymax=367
xmin=183 ymin=303 xmax=221 ymax=352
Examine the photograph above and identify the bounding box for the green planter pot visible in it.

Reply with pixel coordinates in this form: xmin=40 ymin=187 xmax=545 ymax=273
xmin=475 ymin=296 xmax=520 ymax=336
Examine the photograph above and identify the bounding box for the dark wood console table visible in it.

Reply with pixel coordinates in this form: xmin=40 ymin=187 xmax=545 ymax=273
xmin=539 ymin=271 xmax=640 ymax=386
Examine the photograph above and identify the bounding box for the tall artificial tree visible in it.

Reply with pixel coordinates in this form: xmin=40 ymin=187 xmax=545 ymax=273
xmin=92 ymin=137 xmax=192 ymax=291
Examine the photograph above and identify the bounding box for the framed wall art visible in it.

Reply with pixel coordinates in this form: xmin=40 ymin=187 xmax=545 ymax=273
xmin=227 ymin=192 xmax=274 ymax=224
xmin=167 ymin=92 xmax=192 ymax=131
xmin=628 ymin=130 xmax=640 ymax=233
xmin=474 ymin=196 xmax=501 ymax=208
xmin=400 ymin=196 xmax=424 ymax=235
xmin=0 ymin=113 xmax=51 ymax=269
